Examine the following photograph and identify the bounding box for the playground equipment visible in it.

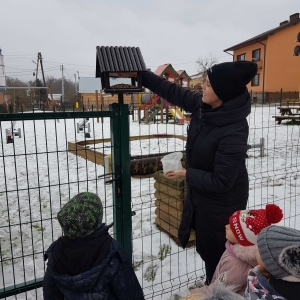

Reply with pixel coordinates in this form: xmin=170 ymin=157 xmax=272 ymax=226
xmin=138 ymin=93 xmax=190 ymax=124
xmin=5 ymin=121 xmax=21 ymax=144
xmin=76 ymin=118 xmax=91 ymax=138
xmin=167 ymin=105 xmax=189 ymax=123
xmin=137 ymin=64 xmax=192 ymax=124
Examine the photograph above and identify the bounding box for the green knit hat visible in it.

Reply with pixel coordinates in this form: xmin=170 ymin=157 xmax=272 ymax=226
xmin=57 ymin=192 xmax=103 ymax=239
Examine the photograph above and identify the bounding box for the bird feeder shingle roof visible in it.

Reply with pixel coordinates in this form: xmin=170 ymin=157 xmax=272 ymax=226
xmin=96 ymin=46 xmax=147 ymax=94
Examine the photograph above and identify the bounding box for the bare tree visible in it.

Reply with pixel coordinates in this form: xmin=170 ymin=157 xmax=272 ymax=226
xmin=6 ymin=77 xmax=30 ymax=108
xmin=46 ymin=76 xmax=77 ymax=103
xmin=196 ymin=53 xmax=218 ymax=79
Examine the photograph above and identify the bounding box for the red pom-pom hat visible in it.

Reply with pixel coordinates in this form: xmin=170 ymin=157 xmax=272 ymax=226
xmin=229 ymin=204 xmax=283 ymax=246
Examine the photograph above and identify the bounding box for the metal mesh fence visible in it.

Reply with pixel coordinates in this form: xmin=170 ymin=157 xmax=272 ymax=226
xmin=0 ymin=90 xmax=300 ymax=299
xmin=0 ymin=109 xmax=118 ymax=299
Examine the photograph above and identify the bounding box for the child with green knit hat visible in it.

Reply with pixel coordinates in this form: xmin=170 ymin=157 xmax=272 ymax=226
xmin=43 ymin=192 xmax=144 ymax=300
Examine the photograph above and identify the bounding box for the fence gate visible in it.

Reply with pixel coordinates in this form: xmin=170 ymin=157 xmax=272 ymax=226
xmin=0 ymin=104 xmax=132 ymax=299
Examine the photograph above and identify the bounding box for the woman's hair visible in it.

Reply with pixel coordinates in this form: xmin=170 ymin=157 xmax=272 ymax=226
xmin=258 ymin=265 xmax=272 ymax=281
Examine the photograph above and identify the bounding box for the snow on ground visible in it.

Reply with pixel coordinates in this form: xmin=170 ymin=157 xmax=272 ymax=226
xmin=0 ymin=104 xmax=299 ymax=299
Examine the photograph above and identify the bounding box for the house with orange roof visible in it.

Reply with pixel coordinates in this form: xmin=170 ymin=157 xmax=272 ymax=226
xmin=224 ymin=13 xmax=300 ymax=103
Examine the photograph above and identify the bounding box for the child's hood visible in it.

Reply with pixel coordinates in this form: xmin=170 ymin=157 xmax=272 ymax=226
xmin=232 ymin=243 xmax=257 ymax=267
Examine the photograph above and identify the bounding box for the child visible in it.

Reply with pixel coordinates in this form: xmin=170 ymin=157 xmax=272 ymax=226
xmin=245 ymin=225 xmax=300 ymax=300
xmin=43 ymin=192 xmax=144 ymax=300
xmin=186 ymin=204 xmax=283 ymax=298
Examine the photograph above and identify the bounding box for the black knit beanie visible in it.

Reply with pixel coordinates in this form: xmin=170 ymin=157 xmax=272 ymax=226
xmin=57 ymin=192 xmax=103 ymax=239
xmin=207 ymin=61 xmax=257 ymax=102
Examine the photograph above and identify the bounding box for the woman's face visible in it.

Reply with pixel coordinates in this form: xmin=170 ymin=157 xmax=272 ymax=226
xmin=225 ymin=224 xmax=239 ymax=244
xmin=202 ymin=77 xmax=223 ymax=108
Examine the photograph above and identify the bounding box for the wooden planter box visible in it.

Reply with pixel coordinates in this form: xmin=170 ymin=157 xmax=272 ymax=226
xmin=153 ymin=170 xmax=196 ymax=247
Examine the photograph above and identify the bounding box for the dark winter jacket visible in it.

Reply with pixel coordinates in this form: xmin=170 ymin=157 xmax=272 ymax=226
xmin=43 ymin=224 xmax=144 ymax=300
xmin=141 ymin=71 xmax=249 ymax=268
xmin=269 ymin=276 xmax=300 ymax=300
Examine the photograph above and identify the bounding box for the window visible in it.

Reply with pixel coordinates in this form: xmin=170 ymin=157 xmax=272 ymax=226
xmin=252 ymin=49 xmax=261 ymax=61
xmin=251 ymin=74 xmax=260 ymax=86
xmin=237 ymin=53 xmax=246 ymax=61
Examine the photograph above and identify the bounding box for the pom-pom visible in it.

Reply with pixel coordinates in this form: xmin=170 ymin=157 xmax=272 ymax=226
xmin=266 ymin=204 xmax=283 ymax=224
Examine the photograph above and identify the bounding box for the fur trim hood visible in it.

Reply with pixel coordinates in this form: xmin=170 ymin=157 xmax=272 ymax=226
xmin=233 ymin=243 xmax=257 ymax=267
xmin=199 ymin=282 xmax=244 ymax=300
xmin=279 ymin=245 xmax=300 ymax=282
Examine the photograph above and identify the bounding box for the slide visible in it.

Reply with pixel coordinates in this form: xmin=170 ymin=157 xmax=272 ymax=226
xmin=168 ymin=106 xmax=190 ymax=123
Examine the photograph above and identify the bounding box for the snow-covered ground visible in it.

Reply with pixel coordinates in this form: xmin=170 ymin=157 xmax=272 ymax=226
xmin=0 ymin=104 xmax=299 ymax=299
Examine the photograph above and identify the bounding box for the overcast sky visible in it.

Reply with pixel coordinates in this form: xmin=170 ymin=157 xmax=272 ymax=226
xmin=1 ymin=0 xmax=299 ymax=83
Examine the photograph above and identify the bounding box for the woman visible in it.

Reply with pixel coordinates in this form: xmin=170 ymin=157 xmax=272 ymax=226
xmin=121 ymin=61 xmax=257 ymax=283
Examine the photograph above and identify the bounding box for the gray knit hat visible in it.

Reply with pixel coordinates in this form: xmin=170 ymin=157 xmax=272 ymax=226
xmin=257 ymin=225 xmax=300 ymax=280
xmin=57 ymin=192 xmax=103 ymax=239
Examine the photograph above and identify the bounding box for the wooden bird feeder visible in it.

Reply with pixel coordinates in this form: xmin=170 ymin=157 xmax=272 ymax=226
xmin=96 ymin=46 xmax=147 ymax=103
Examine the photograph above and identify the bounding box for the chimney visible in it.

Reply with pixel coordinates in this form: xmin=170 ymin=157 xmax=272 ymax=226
xmin=290 ymin=13 xmax=299 ymax=22
xmin=280 ymin=20 xmax=289 ymax=26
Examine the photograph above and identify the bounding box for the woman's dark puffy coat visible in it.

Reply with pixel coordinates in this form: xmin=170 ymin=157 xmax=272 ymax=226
xmin=43 ymin=225 xmax=144 ymax=300
xmin=141 ymin=71 xmax=250 ymax=268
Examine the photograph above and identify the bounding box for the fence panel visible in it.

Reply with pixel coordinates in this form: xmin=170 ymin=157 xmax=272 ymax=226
xmin=0 ymin=89 xmax=300 ymax=299
xmin=129 ymin=95 xmax=300 ymax=299
xmin=0 ymin=108 xmax=125 ymax=299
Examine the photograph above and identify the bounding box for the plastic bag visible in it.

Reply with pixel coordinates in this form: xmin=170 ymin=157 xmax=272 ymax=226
xmin=161 ymin=152 xmax=183 ymax=174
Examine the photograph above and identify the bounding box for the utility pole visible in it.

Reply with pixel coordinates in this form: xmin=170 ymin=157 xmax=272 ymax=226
xmin=60 ymin=65 xmax=64 ymax=103
xmin=34 ymin=53 xmax=39 ymax=87
xmin=39 ymin=52 xmax=46 ymax=87
xmin=74 ymin=73 xmax=77 ymax=93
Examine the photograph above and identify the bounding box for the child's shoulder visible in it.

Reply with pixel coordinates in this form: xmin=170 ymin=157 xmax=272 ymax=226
xmin=233 ymin=244 xmax=257 ymax=266
xmin=110 ymin=238 xmax=129 ymax=262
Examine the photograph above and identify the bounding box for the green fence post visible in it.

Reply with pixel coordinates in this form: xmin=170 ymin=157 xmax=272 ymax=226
xmin=109 ymin=103 xmax=132 ymax=263
xmin=119 ymin=104 xmax=132 ymax=262
xmin=110 ymin=103 xmax=122 ymax=245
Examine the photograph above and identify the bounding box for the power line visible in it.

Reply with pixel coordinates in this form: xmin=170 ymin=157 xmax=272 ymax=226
xmin=4 ymin=54 xmax=36 ymax=57
xmin=5 ymin=54 xmax=231 ymax=70
xmin=44 ymin=60 xmax=95 ymax=68
xmin=6 ymin=66 xmax=60 ymax=71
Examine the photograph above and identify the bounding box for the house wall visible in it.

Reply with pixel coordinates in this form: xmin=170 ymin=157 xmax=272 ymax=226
xmin=265 ymin=23 xmax=300 ymax=91
xmin=190 ymin=77 xmax=204 ymax=88
xmin=234 ymin=22 xmax=300 ymax=95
